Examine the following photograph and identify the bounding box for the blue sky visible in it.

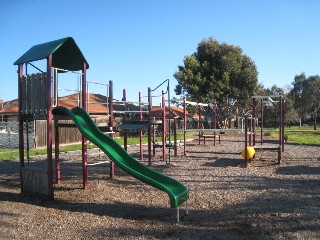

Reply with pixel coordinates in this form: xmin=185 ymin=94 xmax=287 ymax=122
xmin=1 ymin=0 xmax=319 ymax=104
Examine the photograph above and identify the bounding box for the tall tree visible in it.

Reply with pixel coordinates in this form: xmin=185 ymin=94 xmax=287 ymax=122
xmin=303 ymin=75 xmax=320 ymax=130
xmin=174 ymin=37 xmax=258 ymax=127
xmin=289 ymin=73 xmax=307 ymax=127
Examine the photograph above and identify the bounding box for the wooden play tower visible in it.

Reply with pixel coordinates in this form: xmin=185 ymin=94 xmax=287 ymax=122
xmin=14 ymin=37 xmax=89 ymax=199
xmin=14 ymin=37 xmax=179 ymax=200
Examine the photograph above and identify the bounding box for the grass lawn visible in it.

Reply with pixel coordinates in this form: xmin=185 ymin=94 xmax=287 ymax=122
xmin=265 ymin=125 xmax=320 ymax=145
xmin=1 ymin=128 xmax=317 ymax=161
xmin=0 ymin=132 xmax=196 ymax=161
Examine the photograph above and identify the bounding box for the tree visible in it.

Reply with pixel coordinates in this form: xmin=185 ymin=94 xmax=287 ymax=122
xmin=174 ymin=37 xmax=258 ymax=127
xmin=303 ymin=75 xmax=320 ymax=130
xmin=289 ymin=73 xmax=307 ymax=127
xmin=254 ymin=84 xmax=287 ymax=128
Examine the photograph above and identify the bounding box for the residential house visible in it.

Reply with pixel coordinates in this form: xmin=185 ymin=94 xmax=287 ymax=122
xmin=0 ymin=93 xmax=190 ymax=148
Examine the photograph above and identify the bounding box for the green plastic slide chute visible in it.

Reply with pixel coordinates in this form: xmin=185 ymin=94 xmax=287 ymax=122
xmin=52 ymin=106 xmax=189 ymax=208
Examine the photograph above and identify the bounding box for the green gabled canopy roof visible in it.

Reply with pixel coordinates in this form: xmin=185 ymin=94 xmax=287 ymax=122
xmin=14 ymin=37 xmax=89 ymax=71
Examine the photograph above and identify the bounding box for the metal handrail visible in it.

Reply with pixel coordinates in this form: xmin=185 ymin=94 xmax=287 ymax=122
xmin=51 ymin=67 xmax=82 ymax=107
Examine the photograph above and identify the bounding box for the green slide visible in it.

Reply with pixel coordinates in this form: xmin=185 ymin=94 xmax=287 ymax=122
xmin=52 ymin=106 xmax=189 ymax=208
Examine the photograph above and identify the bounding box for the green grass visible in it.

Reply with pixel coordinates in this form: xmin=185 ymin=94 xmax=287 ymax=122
xmin=1 ymin=128 xmax=317 ymax=161
xmin=0 ymin=132 xmax=197 ymax=161
xmin=264 ymin=125 xmax=320 ymax=145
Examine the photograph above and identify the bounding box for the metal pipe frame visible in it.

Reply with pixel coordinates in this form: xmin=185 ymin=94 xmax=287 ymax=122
xmin=244 ymin=115 xmax=248 ymax=167
xmin=162 ymin=90 xmax=166 ymax=162
xmin=176 ymin=201 xmax=189 ymax=223
xmin=183 ymin=97 xmax=187 ymax=156
xmin=46 ymin=55 xmax=54 ymax=199
xmin=148 ymin=87 xmax=152 ymax=166
xmin=55 ymin=119 xmax=60 ymax=184
xmin=183 ymin=128 xmax=243 ymax=133
xmin=81 ymin=62 xmax=88 ymax=189
xmin=18 ymin=64 xmax=24 ymax=194
xmin=109 ymin=80 xmax=115 ymax=178
xmin=86 ymin=79 xmax=108 ymax=111
xmin=251 ymin=95 xmax=282 ymax=99
xmin=198 ymin=105 xmax=202 ymax=145
xmin=86 ymin=161 xmax=110 ymax=166
xmin=114 ymin=100 xmax=149 ymax=106
xmin=214 ymin=103 xmax=217 ymax=146
xmin=139 ymin=91 xmax=143 ymax=160
xmin=85 ymin=102 xmax=109 ymax=105
xmin=252 ymin=96 xmax=256 ymax=145
xmin=113 ymin=110 xmax=149 ymax=114
xmin=52 ymin=67 xmax=83 ymax=75
xmin=261 ymin=98 xmax=263 ymax=145
xmin=281 ymin=98 xmax=285 ymax=152
xmin=52 ymin=67 xmax=82 ymax=108
xmin=253 ymin=94 xmax=285 ymax=152
xmin=123 ymin=89 xmax=128 ymax=152
xmin=174 ymin=117 xmax=177 ymax=157
xmin=86 ymin=80 xmax=109 ymax=86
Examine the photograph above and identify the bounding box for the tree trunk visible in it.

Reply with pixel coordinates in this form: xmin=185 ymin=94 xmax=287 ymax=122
xmin=236 ymin=104 xmax=239 ymax=129
xmin=226 ymin=96 xmax=230 ymax=128
xmin=299 ymin=117 xmax=302 ymax=128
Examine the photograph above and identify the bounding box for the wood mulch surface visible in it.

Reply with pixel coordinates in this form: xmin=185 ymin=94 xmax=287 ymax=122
xmin=0 ymin=133 xmax=319 ymax=239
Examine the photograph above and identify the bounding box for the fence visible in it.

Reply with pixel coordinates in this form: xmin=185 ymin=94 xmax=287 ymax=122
xmin=0 ymin=118 xmax=109 ymax=149
xmin=0 ymin=121 xmax=34 ymax=148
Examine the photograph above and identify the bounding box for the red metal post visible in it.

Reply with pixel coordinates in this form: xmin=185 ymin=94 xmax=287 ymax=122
xmin=123 ymin=89 xmax=127 ymax=151
xmin=53 ymin=64 xmax=60 ymax=185
xmin=214 ymin=103 xmax=217 ymax=146
xmin=152 ymin=123 xmax=156 ymax=157
xmin=244 ymin=115 xmax=248 ymax=167
xmin=109 ymin=80 xmax=115 ymax=178
xmin=18 ymin=64 xmax=24 ymax=193
xmin=81 ymin=62 xmax=88 ymax=189
xmin=183 ymin=97 xmax=186 ymax=156
xmin=279 ymin=95 xmax=282 ymax=149
xmin=162 ymin=90 xmax=166 ymax=161
xmin=281 ymin=98 xmax=285 ymax=152
xmin=249 ymin=115 xmax=252 ymax=146
xmin=260 ymin=99 xmax=263 ymax=145
xmin=53 ymin=67 xmax=60 ymax=184
xmin=252 ymin=97 xmax=256 ymax=146
xmin=279 ymin=95 xmax=283 ymax=153
xmin=148 ymin=87 xmax=152 ymax=166
xmin=198 ymin=105 xmax=201 ymax=145
xmin=174 ymin=117 xmax=177 ymax=157
xmin=139 ymin=91 xmax=143 ymax=160
xmin=46 ymin=55 xmax=54 ymax=199
xmin=54 ymin=119 xmax=60 ymax=184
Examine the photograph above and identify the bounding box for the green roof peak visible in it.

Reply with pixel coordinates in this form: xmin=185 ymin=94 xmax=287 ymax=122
xmin=14 ymin=37 xmax=89 ymax=71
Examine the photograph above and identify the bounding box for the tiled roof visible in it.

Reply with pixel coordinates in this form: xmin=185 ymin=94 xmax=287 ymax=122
xmin=151 ymin=105 xmax=195 ymax=119
xmin=0 ymin=99 xmax=19 ymax=114
xmin=0 ymin=94 xmax=195 ymax=119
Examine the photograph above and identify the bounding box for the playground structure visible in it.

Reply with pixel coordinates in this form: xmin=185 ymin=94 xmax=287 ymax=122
xmin=116 ymin=89 xmax=148 ymax=161
xmin=117 ymin=84 xmax=179 ymax=164
xmin=183 ymin=98 xmax=219 ymax=156
xmin=243 ymin=94 xmax=285 ymax=166
xmin=177 ymin=95 xmax=285 ymax=167
xmin=149 ymin=89 xmax=179 ymax=164
xmin=176 ymin=97 xmax=244 ymax=156
xmin=14 ymin=37 xmax=188 ymax=222
xmin=12 ymin=37 xmax=286 ymax=223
